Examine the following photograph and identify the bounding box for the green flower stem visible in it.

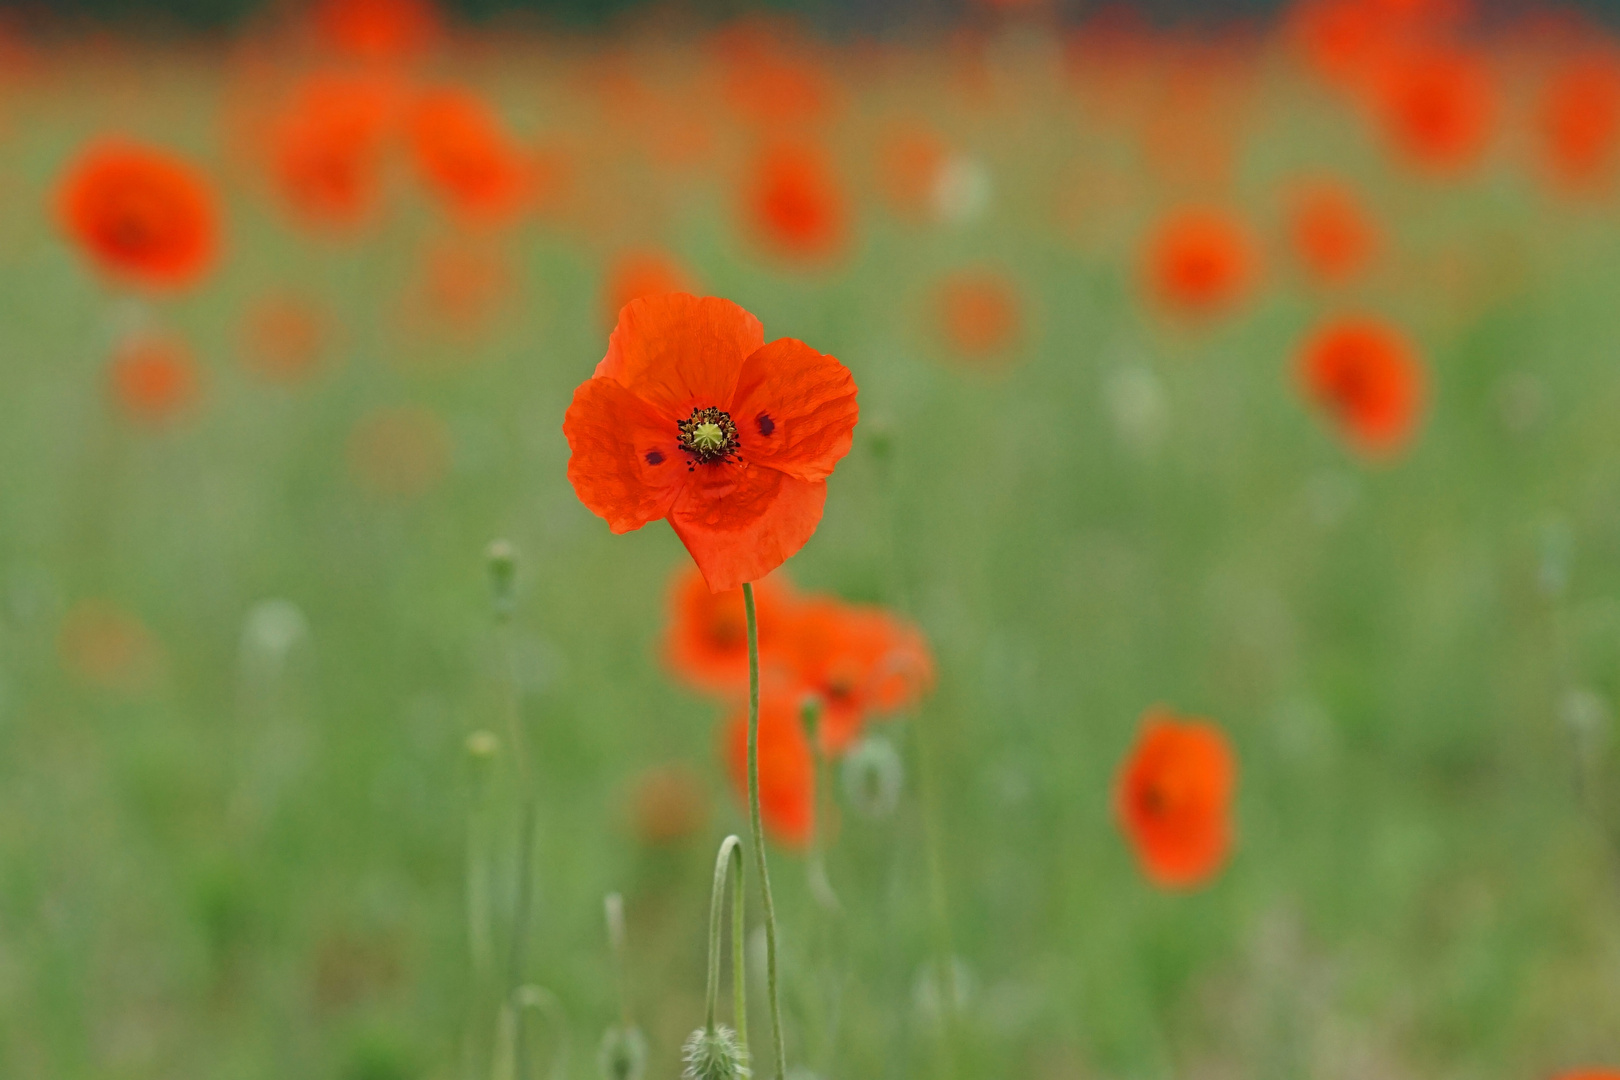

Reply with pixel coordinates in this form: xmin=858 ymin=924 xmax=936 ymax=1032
xmin=704 ymin=835 xmax=747 ymax=1050
xmin=742 ymin=582 xmax=788 ymax=1080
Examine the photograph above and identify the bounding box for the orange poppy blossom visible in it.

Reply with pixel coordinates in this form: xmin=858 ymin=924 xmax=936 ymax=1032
xmin=310 ymin=0 xmax=442 ymax=63
xmin=1286 ymin=179 xmax=1381 ymax=286
xmin=1296 ymin=315 xmax=1427 ymax=458
xmin=109 ymin=332 xmax=201 ymax=425
xmin=665 ymin=566 xmax=796 ymax=695
xmin=267 ymin=72 xmax=399 ymax=232
xmin=563 ymin=293 xmax=859 ymax=592
xmin=1538 ymin=52 xmax=1620 ymax=194
xmin=1552 ymin=1070 xmax=1620 ymax=1080
xmin=602 ymin=248 xmax=695 ymax=328
xmin=935 ymin=267 xmax=1024 ymax=362
xmin=724 ymin=693 xmax=815 ymax=849
xmin=57 ymin=139 xmax=221 ymax=291
xmin=774 ymin=597 xmax=934 ymax=755
xmin=1116 ymin=707 xmax=1238 ymax=890
xmin=406 ymin=86 xmax=531 ymax=226
xmin=744 ymin=140 xmax=849 ymax=264
xmin=1143 ymin=206 xmax=1258 ymax=318
xmin=239 ymin=292 xmax=330 ymax=384
xmin=1371 ymin=46 xmax=1496 ymax=175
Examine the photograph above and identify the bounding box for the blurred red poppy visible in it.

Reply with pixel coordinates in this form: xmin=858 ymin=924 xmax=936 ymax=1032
xmin=743 ymin=140 xmax=849 ymax=264
xmin=407 ymin=87 xmax=530 ymax=226
xmin=58 ymin=140 xmax=220 ymax=291
xmin=627 ymin=763 xmax=710 ymax=846
xmin=1287 ymin=180 xmax=1381 ymax=285
xmin=240 ymin=293 xmax=330 ymax=384
xmin=874 ymin=120 xmax=947 ymax=221
xmin=602 ymin=248 xmax=695 ymax=328
xmin=1116 ymin=707 xmax=1237 ymax=890
xmin=1297 ymin=315 xmax=1426 ymax=458
xmin=347 ymin=405 xmax=453 ymax=497
xmin=1538 ymin=53 xmax=1620 ymax=193
xmin=268 ymin=73 xmax=398 ymax=231
xmin=109 ymin=332 xmax=201 ymax=425
xmin=563 ymin=293 xmax=859 ymax=592
xmin=779 ymin=598 xmax=934 ymax=755
xmin=665 ymin=565 xmax=795 ymax=695
xmin=725 ymin=694 xmax=815 ymax=849
xmin=311 ymin=0 xmax=442 ymax=63
xmin=1143 ymin=207 xmax=1257 ymax=317
xmin=936 ymin=267 xmax=1023 ymax=361
xmin=1373 ymin=47 xmax=1496 ymax=175
xmin=58 ymin=601 xmax=163 ymax=695
xmin=404 ymin=237 xmax=517 ymax=343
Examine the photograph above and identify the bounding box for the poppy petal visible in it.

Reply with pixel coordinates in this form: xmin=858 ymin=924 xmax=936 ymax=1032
xmin=595 ymin=293 xmax=764 ymax=419
xmin=669 ymin=464 xmax=826 ymax=591
xmin=563 ymin=376 xmax=686 ymax=533
xmin=730 ymin=337 xmax=858 ymax=482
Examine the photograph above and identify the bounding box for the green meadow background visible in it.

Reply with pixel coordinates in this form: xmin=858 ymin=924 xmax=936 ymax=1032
xmin=2 ymin=33 xmax=1620 ymax=1080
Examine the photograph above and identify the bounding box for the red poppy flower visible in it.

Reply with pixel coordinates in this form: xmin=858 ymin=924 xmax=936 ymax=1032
xmin=58 ymin=600 xmax=164 ymax=695
xmin=724 ymin=694 xmax=815 ymax=849
xmin=603 ymin=248 xmax=695 ymax=328
xmin=1297 ymin=315 xmax=1426 ymax=458
xmin=1373 ymin=47 xmax=1496 ymax=175
xmin=627 ymin=763 xmax=709 ymax=846
xmin=563 ymin=293 xmax=859 ymax=592
xmin=1287 ymin=179 xmax=1381 ymax=286
xmin=406 ymin=87 xmax=530 ymax=226
xmin=779 ymin=598 xmax=934 ymax=755
xmin=311 ymin=0 xmax=442 ymax=63
xmin=1143 ymin=207 xmax=1257 ymax=317
xmin=1116 ymin=708 xmax=1237 ymax=890
xmin=268 ymin=73 xmax=397 ymax=231
xmin=1552 ymin=1070 xmax=1620 ymax=1080
xmin=665 ymin=565 xmax=796 ymax=694
xmin=1539 ymin=53 xmax=1620 ymax=193
xmin=58 ymin=140 xmax=220 ymax=291
xmin=109 ymin=333 xmax=201 ymax=425
xmin=744 ymin=141 xmax=849 ymax=264
xmin=240 ymin=292 xmax=330 ymax=384
xmin=875 ymin=120 xmax=948 ymax=221
xmin=936 ymin=267 xmax=1024 ymax=361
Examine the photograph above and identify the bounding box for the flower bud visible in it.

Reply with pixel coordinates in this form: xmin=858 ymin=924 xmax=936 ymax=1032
xmin=681 ymin=1026 xmax=750 ymax=1080
xmin=598 ymin=1023 xmax=647 ymax=1080
xmin=841 ymin=734 xmax=904 ymax=819
xmin=487 ymin=539 xmax=517 ymax=619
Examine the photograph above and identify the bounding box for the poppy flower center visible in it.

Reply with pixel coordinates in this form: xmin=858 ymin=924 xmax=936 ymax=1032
xmin=678 ymin=406 xmax=740 ymax=464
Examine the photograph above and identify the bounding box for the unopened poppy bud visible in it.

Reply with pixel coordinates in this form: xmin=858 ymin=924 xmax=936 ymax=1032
xmin=598 ymin=1023 xmax=647 ymax=1080
xmin=466 ymin=729 xmax=499 ymax=759
xmin=486 ymin=539 xmax=517 ymax=618
xmin=841 ymin=734 xmax=904 ymax=819
xmin=681 ymin=1026 xmax=750 ymax=1080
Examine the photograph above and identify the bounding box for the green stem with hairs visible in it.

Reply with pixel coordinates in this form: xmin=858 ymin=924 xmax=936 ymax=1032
xmin=743 ymin=582 xmax=788 ymax=1080
xmin=704 ymin=835 xmax=748 ymax=1051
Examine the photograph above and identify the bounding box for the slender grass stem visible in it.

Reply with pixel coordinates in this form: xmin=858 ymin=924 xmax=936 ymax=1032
xmin=704 ymin=835 xmax=747 ymax=1047
xmin=742 ymin=582 xmax=788 ymax=1080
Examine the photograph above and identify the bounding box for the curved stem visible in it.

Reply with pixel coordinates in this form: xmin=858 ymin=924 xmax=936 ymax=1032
xmin=743 ymin=582 xmax=788 ymax=1080
xmin=704 ymin=836 xmax=746 ymax=1035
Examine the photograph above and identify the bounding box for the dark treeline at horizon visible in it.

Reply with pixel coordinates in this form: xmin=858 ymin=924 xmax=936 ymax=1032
xmin=0 ymin=0 xmax=1613 ymax=34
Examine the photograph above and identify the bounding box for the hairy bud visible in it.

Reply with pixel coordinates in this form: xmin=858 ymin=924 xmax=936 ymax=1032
xmin=681 ymin=1026 xmax=750 ymax=1080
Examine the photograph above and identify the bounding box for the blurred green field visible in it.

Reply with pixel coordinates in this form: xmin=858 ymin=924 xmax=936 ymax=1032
xmin=3 ymin=30 xmax=1620 ymax=1080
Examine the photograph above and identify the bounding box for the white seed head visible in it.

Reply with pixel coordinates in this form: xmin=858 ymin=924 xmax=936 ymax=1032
xmin=682 ymin=1026 xmax=749 ymax=1080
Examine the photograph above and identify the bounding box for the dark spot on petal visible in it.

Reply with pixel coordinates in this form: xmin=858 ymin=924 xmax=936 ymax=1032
xmin=645 ymin=450 xmax=665 ymax=465
xmin=756 ymin=412 xmax=775 ymax=437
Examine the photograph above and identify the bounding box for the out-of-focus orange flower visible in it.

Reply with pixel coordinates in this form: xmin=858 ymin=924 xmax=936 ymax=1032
xmin=602 ymin=248 xmax=695 ymax=328
xmin=240 ymin=292 xmax=330 ymax=383
xmin=1552 ymin=1070 xmax=1620 ymax=1080
xmin=725 ymin=694 xmax=815 ymax=850
xmin=1296 ymin=315 xmax=1426 ymax=458
xmin=405 ymin=237 xmax=517 ymax=342
xmin=743 ymin=141 xmax=849 ymax=265
xmin=1116 ymin=707 xmax=1237 ymax=890
xmin=268 ymin=73 xmax=398 ymax=232
xmin=58 ymin=601 xmax=163 ymax=695
xmin=109 ymin=332 xmax=201 ymax=425
xmin=1539 ymin=53 xmax=1620 ymax=193
xmin=936 ymin=267 xmax=1023 ymax=361
xmin=1373 ymin=47 xmax=1496 ymax=175
xmin=874 ymin=120 xmax=948 ymax=221
xmin=57 ymin=140 xmax=220 ymax=291
xmin=1143 ymin=207 xmax=1257 ymax=318
xmin=311 ymin=0 xmax=442 ymax=63
xmin=407 ymin=87 xmax=530 ymax=226
xmin=347 ymin=405 xmax=452 ymax=498
xmin=563 ymin=294 xmax=859 ymax=592
xmin=1286 ymin=180 xmax=1381 ymax=285
xmin=627 ymin=763 xmax=710 ymax=846
xmin=665 ymin=565 xmax=795 ymax=695
xmin=720 ymin=45 xmax=838 ymax=131
xmin=1289 ymin=0 xmax=1392 ymax=88
xmin=779 ymin=598 xmax=934 ymax=755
